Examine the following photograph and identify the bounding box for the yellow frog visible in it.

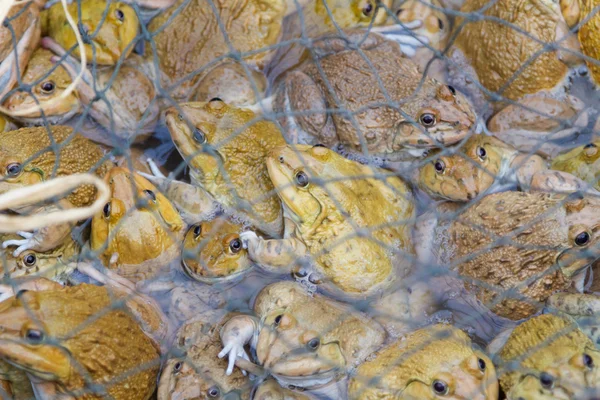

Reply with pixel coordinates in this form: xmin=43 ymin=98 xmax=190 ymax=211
xmin=348 ymin=325 xmax=498 ymax=399
xmin=91 ymin=167 xmax=184 ymax=283
xmin=242 ymin=144 xmax=415 ymax=299
xmin=492 ymin=314 xmax=600 ymax=399
xmin=165 ymin=99 xmax=286 ymax=237
xmin=551 ymin=141 xmax=600 ymax=190
xmin=42 ymin=0 xmax=139 ymax=65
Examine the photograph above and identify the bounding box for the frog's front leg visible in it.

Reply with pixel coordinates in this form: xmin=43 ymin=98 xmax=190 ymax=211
xmin=30 ymin=380 xmax=75 ymax=400
xmin=240 ymin=231 xmax=307 ymax=273
xmin=530 ymin=170 xmax=600 ymax=195
xmin=218 ymin=315 xmax=259 ymax=375
xmin=546 ymin=292 xmax=600 ymax=345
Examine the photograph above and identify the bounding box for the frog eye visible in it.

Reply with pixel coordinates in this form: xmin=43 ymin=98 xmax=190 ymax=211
xmin=209 ymin=97 xmax=223 ymax=103
xmin=40 ymin=81 xmax=55 ymax=94
xmin=193 ymin=128 xmax=206 ymax=144
xmin=433 ymin=159 xmax=445 ymax=174
xmin=584 ymin=353 xmax=594 ymax=369
xmin=478 ymin=358 xmax=486 ymax=371
xmin=25 ymin=329 xmax=44 ymax=343
xmin=574 ymin=231 xmax=591 ymax=246
xmin=396 ymin=8 xmax=404 ymax=15
xmin=115 ymin=9 xmax=124 ymax=21
xmin=274 ymin=314 xmax=283 ymax=327
xmin=362 ymin=1 xmax=374 ymax=16
xmin=419 ymin=113 xmax=436 ymax=127
xmin=229 ymin=237 xmax=242 ymax=253
xmin=173 ymin=361 xmax=183 ymax=374
xmin=6 ymin=163 xmax=21 ymax=177
xmin=432 ymin=379 xmax=449 ymax=395
xmin=313 ymin=144 xmax=326 ymax=148
xmin=307 ymin=337 xmax=320 ymax=351
xmin=438 ymin=18 xmax=445 ymax=30
xmin=477 ymin=146 xmax=487 ymax=160
xmin=103 ymin=203 xmax=111 ymax=219
xmin=584 ymin=143 xmax=598 ymax=157
xmin=539 ymin=372 xmax=554 ymax=389
xmin=447 ymin=85 xmax=456 ymax=95
xmin=178 ymin=113 xmax=184 ymax=121
xmin=193 ymin=224 xmax=202 ymax=238
xmin=207 ymin=386 xmax=220 ymax=398
xmin=295 ymin=171 xmax=309 ymax=187
xmin=23 ymin=253 xmax=36 ymax=267
xmin=143 ymin=189 xmax=156 ymax=202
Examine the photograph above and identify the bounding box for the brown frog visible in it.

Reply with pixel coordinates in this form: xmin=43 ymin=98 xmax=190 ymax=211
xmin=90 ymin=167 xmax=185 ymax=283
xmin=348 ymin=324 xmax=499 ymax=399
xmin=165 ymin=99 xmax=286 ymax=237
xmin=273 ymin=30 xmax=476 ymax=161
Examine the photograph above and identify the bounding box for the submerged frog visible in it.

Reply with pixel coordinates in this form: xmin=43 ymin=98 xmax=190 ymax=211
xmin=90 ymin=167 xmax=184 ymax=283
xmin=274 ymin=30 xmax=475 ymax=161
xmin=242 ymin=144 xmax=416 ymax=299
xmin=348 ymin=324 xmax=498 ymax=399
xmin=42 ymin=0 xmax=139 ymax=65
xmin=145 ymin=0 xmax=286 ymax=101
xmin=166 ymin=100 xmax=286 ymax=237
xmin=415 ymin=191 xmax=600 ymax=321
xmin=491 ymin=314 xmax=600 ymax=400
xmin=219 ymin=281 xmax=387 ymax=396
xmin=0 ymin=1 xmax=41 ymax=100
xmin=0 ymin=278 xmax=162 ymax=399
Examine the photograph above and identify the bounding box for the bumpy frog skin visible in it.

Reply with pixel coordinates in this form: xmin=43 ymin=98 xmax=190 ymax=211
xmin=0 ymin=126 xmax=111 ymax=207
xmin=3 ymin=47 xmax=80 ymax=125
xmin=158 ymin=314 xmax=251 ymax=400
xmin=243 ymin=144 xmax=415 ymax=298
xmin=577 ymin=0 xmax=600 ymax=86
xmin=219 ymin=282 xmax=387 ymax=392
xmin=545 ymin=292 xmax=600 ymax=345
xmin=496 ymin=314 xmax=600 ymax=399
xmin=348 ymin=325 xmax=498 ymax=400
xmin=0 ymin=359 xmax=34 ymax=400
xmin=274 ymin=31 xmax=475 ymax=160
xmin=181 ymin=217 xmax=253 ymax=284
xmin=0 ymin=282 xmax=160 ymax=400
xmin=42 ymin=0 xmax=139 ymax=65
xmin=145 ymin=0 xmax=285 ymax=101
xmin=165 ymin=100 xmax=285 ymax=236
xmin=416 ymin=191 xmax=600 ymax=320
xmin=551 ymin=142 xmax=600 ymax=190
xmin=91 ymin=167 xmax=184 ymax=282
xmin=0 ymin=1 xmax=41 ymax=100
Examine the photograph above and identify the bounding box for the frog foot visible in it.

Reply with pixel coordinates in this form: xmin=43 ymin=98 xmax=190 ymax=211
xmin=218 ymin=315 xmax=258 ymax=375
xmin=146 ymin=158 xmax=167 ymax=179
xmin=239 ymin=231 xmax=258 ymax=250
xmin=245 ymin=95 xmax=274 ymax=115
xmin=2 ymin=231 xmax=40 ymax=256
xmin=372 ymin=21 xmax=429 ymax=58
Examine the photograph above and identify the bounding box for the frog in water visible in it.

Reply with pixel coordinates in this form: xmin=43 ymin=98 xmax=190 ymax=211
xmin=0 ymin=1 xmax=41 ymax=100
xmin=90 ymin=167 xmax=185 ymax=283
xmin=273 ymin=30 xmax=475 ymax=161
xmin=42 ymin=0 xmax=139 ymax=65
xmin=348 ymin=324 xmax=498 ymax=399
xmin=0 ymin=278 xmax=162 ymax=399
xmin=417 ymin=134 xmax=593 ymax=202
xmin=241 ymin=143 xmax=416 ymax=300
xmin=490 ymin=314 xmax=600 ymax=399
xmin=165 ymin=99 xmax=286 ymax=237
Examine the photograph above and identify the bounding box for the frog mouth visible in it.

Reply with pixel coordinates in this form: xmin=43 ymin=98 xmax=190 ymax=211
xmin=271 ymin=368 xmax=341 ymax=390
xmin=180 ymin=257 xmax=250 ymax=285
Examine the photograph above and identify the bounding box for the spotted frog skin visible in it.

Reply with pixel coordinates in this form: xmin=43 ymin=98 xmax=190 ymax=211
xmin=415 ymin=191 xmax=600 ymax=320
xmin=493 ymin=314 xmax=600 ymax=399
xmin=348 ymin=325 xmax=499 ymax=400
xmin=0 ymin=280 xmax=161 ymax=399
xmin=165 ymin=100 xmax=286 ymax=237
xmin=218 ymin=281 xmax=387 ymax=393
xmin=243 ymin=144 xmax=415 ymax=299
xmin=145 ymin=0 xmax=285 ymax=101
xmin=42 ymin=0 xmax=139 ymax=65
xmin=90 ymin=167 xmax=185 ymax=283
xmin=274 ymin=30 xmax=475 ymax=161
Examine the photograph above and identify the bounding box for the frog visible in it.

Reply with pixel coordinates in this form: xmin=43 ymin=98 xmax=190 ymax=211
xmin=158 ymin=312 xmax=253 ymax=400
xmin=90 ymin=166 xmax=185 ymax=283
xmin=348 ymin=324 xmax=499 ymax=399
xmin=0 ymin=359 xmax=34 ymax=400
xmin=544 ymin=292 xmax=600 ymax=346
xmin=41 ymin=36 xmax=159 ymax=145
xmin=417 ymin=134 xmax=594 ymax=202
xmin=414 ymin=191 xmax=600 ymax=321
xmin=550 ymin=141 xmax=600 ymax=190
xmin=0 ymin=278 xmax=162 ymax=399
xmin=218 ymin=281 xmax=387 ymax=397
xmin=0 ymin=0 xmax=41 ymax=100
xmin=490 ymin=314 xmax=600 ymax=400
xmin=41 ymin=0 xmax=139 ymax=66
xmin=181 ymin=216 xmax=254 ymax=284
xmin=145 ymin=0 xmax=286 ymax=101
xmin=0 ymin=113 xmax=16 ymax=132
xmin=2 ymin=47 xmax=81 ymax=126
xmin=165 ymin=99 xmax=286 ymax=237
xmin=273 ymin=30 xmax=476 ymax=161
xmin=241 ymin=143 xmax=416 ymax=300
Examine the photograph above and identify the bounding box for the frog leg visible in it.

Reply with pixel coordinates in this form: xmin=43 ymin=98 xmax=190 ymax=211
xmin=0 ymin=18 xmax=40 ymax=100
xmin=546 ymin=292 xmax=600 ymax=345
xmin=240 ymin=231 xmax=307 ymax=273
xmin=530 ymin=170 xmax=600 ymax=195
xmin=218 ymin=314 xmax=259 ymax=375
xmin=0 ymin=278 xmax=63 ymax=303
xmin=371 ymin=21 xmax=430 ymax=58
xmin=30 ymin=379 xmax=75 ymax=400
